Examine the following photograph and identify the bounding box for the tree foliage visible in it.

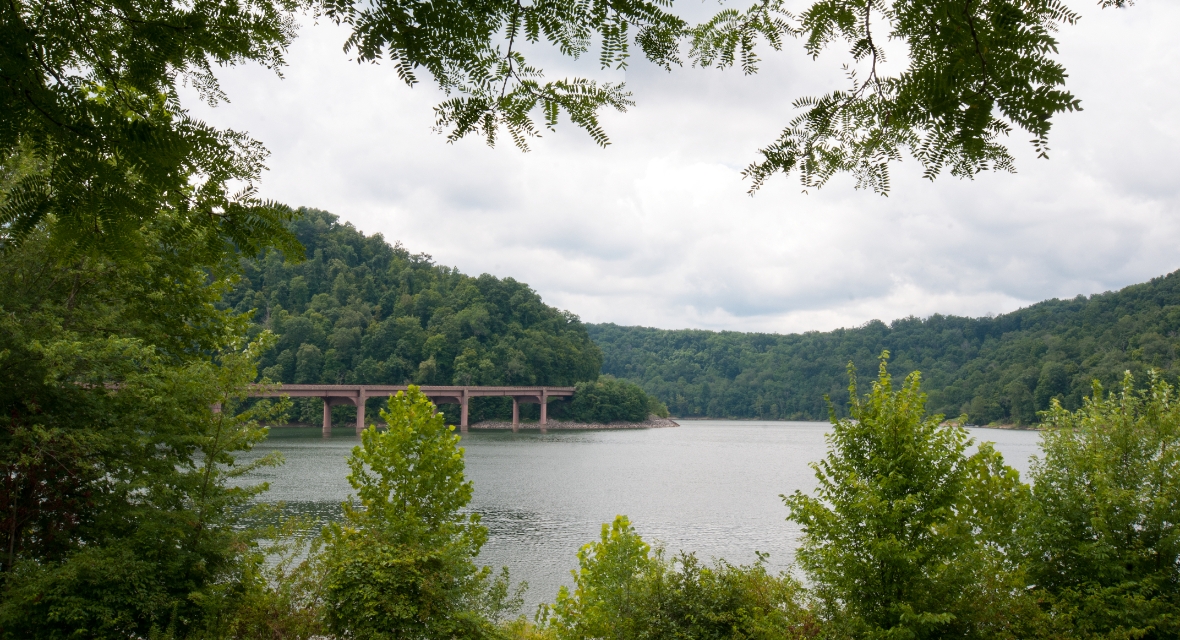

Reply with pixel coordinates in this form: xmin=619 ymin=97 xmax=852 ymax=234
xmin=226 ymin=208 xmax=602 ymax=423
xmin=322 ymin=386 xmax=521 ymax=639
xmin=0 ymin=0 xmax=686 ymax=256
xmin=590 ymin=268 xmax=1180 ymax=424
xmin=324 ymin=0 xmax=687 ymax=149
xmin=570 ymin=376 xmax=668 ymax=422
xmin=0 ymin=0 xmax=305 ymax=257
xmin=540 ymin=515 xmax=814 ymax=639
xmin=784 ymin=354 xmax=1029 ymax=639
xmin=693 ymin=0 xmax=1092 ymax=193
xmin=0 ymin=226 xmax=288 ymax=638
xmin=3 ymin=0 xmax=1135 ymax=261
xmin=1020 ymin=372 xmax=1180 ymax=638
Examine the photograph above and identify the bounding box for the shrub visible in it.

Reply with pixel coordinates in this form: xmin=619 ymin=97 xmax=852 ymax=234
xmin=570 ymin=376 xmax=665 ymax=423
xmin=541 ymin=515 xmax=814 ymax=639
xmin=785 ymin=353 xmax=1031 ymax=639
xmin=321 ymin=386 xmax=521 ymax=639
xmin=1020 ymin=371 xmax=1180 ymax=638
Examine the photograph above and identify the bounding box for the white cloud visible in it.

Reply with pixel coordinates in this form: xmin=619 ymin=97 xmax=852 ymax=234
xmin=184 ymin=2 xmax=1180 ymax=334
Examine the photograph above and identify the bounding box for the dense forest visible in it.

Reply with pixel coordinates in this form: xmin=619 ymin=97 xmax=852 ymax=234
xmin=590 ymin=271 xmax=1180 ymax=424
xmin=222 ymin=208 xmax=604 ymax=423
xmin=223 ymin=208 xmax=667 ymax=424
xmin=231 ymin=209 xmax=1180 ymax=426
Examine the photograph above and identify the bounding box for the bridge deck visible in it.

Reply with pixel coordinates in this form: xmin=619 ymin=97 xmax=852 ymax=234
xmin=250 ymin=384 xmax=575 ymax=436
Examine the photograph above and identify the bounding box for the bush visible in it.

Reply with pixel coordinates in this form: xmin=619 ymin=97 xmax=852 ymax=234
xmin=570 ymin=376 xmax=667 ymax=423
xmin=785 ymin=353 xmax=1031 ymax=639
xmin=540 ymin=515 xmax=814 ymax=639
xmin=1020 ymin=371 xmax=1180 ymax=638
xmin=0 ymin=232 xmax=288 ymax=640
xmin=321 ymin=386 xmax=521 ymax=639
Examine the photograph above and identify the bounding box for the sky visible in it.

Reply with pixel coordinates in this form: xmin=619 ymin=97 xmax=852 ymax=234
xmin=183 ymin=2 xmax=1180 ymax=334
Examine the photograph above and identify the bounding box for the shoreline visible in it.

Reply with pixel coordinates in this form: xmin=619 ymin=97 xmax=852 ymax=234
xmin=270 ymin=418 xmax=1039 ymax=431
xmin=269 ymin=417 xmax=681 ymax=431
xmin=968 ymin=423 xmax=1043 ymax=431
xmin=468 ymin=417 xmax=680 ymax=430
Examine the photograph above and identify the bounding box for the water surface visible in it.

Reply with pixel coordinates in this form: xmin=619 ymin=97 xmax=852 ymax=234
xmin=245 ymin=421 xmax=1042 ymax=611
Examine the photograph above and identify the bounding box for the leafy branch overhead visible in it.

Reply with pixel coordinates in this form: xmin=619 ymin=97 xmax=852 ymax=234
xmin=0 ymin=0 xmax=1136 ymax=259
xmin=341 ymin=0 xmax=1105 ymax=193
xmin=324 ymin=0 xmax=686 ymax=150
xmin=692 ymin=0 xmax=1086 ymax=194
xmin=0 ymin=0 xmax=307 ymax=257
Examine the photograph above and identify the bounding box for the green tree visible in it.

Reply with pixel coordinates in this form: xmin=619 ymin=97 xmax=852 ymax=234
xmin=568 ymin=376 xmax=666 ymax=423
xmin=229 ymin=209 xmax=603 ymax=424
xmin=1 ymin=0 xmax=685 ymax=256
xmin=1021 ymin=371 xmax=1180 ymax=638
xmin=783 ymin=354 xmax=1029 ymax=639
xmin=541 ymin=515 xmax=813 ymax=639
xmin=322 ymin=386 xmax=520 ymax=639
xmin=0 ymin=226 xmax=289 ymax=637
xmin=0 ymin=0 xmax=304 ymax=257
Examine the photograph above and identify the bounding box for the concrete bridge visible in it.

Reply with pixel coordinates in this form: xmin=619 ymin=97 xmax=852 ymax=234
xmin=250 ymin=385 xmax=575 ymax=436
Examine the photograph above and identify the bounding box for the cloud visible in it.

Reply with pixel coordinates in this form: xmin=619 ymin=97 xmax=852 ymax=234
xmin=183 ymin=3 xmax=1180 ymax=334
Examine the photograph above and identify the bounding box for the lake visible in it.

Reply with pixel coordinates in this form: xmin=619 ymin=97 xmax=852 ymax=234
xmin=244 ymin=421 xmax=1043 ymax=612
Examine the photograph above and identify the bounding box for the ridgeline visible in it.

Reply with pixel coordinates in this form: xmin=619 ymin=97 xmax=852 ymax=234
xmin=590 ymin=271 xmax=1180 ymax=424
xmin=226 ymin=208 xmax=1180 ymax=426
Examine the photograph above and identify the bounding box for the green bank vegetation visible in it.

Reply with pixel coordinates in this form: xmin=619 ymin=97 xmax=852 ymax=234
xmin=591 ymin=272 xmax=1180 ymax=425
xmin=0 ymin=226 xmax=292 ymax=637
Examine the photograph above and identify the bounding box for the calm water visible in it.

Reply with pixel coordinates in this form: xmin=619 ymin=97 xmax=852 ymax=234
xmin=243 ymin=421 xmax=1042 ymax=611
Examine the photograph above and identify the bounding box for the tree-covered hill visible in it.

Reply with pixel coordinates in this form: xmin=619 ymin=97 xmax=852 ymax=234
xmin=225 ymin=207 xmax=1180 ymax=426
xmin=221 ymin=209 xmax=602 ymax=421
xmin=589 ymin=271 xmax=1180 ymax=424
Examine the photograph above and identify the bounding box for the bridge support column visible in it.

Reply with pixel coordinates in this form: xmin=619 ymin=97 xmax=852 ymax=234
xmin=512 ymin=398 xmax=519 ymax=433
xmin=540 ymin=389 xmax=548 ymax=434
xmin=460 ymin=388 xmax=469 ymax=434
xmin=356 ymin=388 xmax=366 ymax=435
xmin=322 ymin=398 xmax=332 ymax=438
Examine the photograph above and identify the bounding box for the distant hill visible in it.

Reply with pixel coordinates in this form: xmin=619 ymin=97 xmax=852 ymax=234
xmin=226 ymin=208 xmax=1180 ymax=426
xmin=589 ymin=271 xmax=1180 ymax=424
xmin=221 ymin=208 xmax=602 ymax=423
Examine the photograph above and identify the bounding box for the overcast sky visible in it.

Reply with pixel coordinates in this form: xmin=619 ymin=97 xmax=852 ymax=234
xmin=184 ymin=2 xmax=1180 ymax=334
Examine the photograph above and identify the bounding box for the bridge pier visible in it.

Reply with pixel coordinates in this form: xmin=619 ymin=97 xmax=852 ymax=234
xmin=460 ymin=388 xmax=469 ymax=434
xmin=512 ymin=398 xmax=519 ymax=432
xmin=540 ymin=389 xmax=548 ymax=433
xmin=356 ymin=388 xmax=366 ymax=435
xmin=322 ymin=398 xmax=331 ymax=438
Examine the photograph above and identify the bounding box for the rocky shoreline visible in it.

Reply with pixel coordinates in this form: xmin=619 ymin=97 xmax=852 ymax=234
xmin=467 ymin=417 xmax=680 ymax=431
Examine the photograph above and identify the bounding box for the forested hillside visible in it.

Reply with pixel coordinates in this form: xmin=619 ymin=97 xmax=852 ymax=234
xmin=224 ymin=208 xmax=1180 ymax=426
xmin=590 ymin=271 xmax=1180 ymax=424
xmin=221 ymin=209 xmax=602 ymax=422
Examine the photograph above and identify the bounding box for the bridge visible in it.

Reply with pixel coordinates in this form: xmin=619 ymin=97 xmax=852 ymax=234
xmin=250 ymin=385 xmax=575 ymax=436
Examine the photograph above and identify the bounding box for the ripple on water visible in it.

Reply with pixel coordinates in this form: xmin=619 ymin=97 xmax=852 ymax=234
xmin=238 ymin=421 xmax=1043 ymax=612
